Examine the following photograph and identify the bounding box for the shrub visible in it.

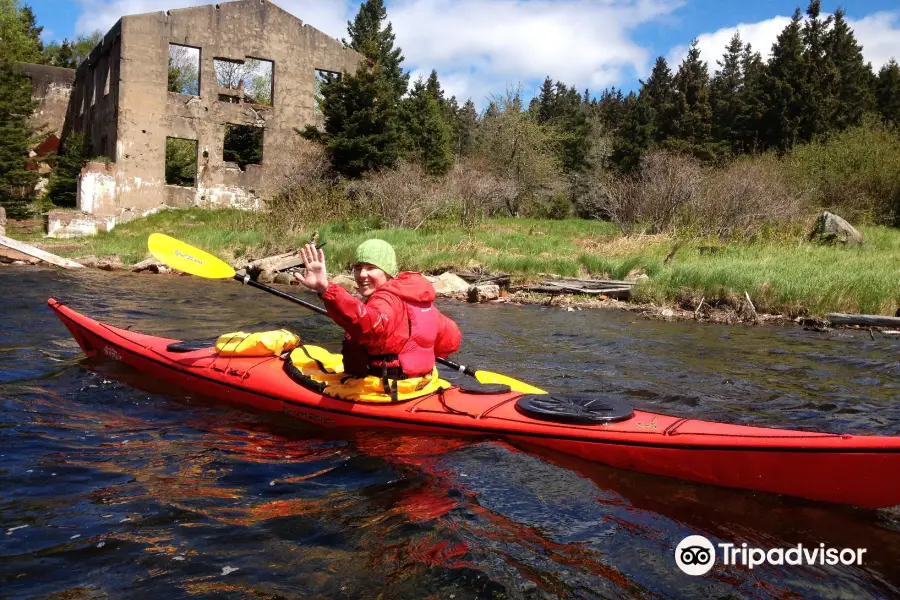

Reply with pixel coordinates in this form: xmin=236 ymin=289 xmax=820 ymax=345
xmin=785 ymin=118 xmax=900 ymax=225
xmin=348 ymin=160 xmax=449 ymax=229
xmin=449 ymin=158 xmax=518 ymax=227
xmin=686 ymin=154 xmax=809 ymax=240
xmin=595 ymin=151 xmax=702 ymax=234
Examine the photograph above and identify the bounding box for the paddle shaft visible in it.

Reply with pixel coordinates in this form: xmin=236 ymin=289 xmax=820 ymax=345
xmin=234 ymin=274 xmax=478 ymax=377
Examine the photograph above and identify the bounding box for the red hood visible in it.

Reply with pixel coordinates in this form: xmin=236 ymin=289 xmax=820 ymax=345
xmin=377 ymin=272 xmax=436 ymax=303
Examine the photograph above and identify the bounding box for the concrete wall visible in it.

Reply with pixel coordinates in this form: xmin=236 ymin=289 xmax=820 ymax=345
xmin=97 ymin=0 xmax=361 ymax=216
xmin=66 ymin=22 xmax=122 ymax=163
xmin=16 ymin=63 xmax=76 ymax=138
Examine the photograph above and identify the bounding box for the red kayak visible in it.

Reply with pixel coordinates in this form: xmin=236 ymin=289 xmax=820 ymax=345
xmin=49 ymin=298 xmax=900 ymax=509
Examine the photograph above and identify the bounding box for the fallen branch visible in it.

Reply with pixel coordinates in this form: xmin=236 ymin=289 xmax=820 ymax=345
xmin=827 ymin=313 xmax=900 ymax=328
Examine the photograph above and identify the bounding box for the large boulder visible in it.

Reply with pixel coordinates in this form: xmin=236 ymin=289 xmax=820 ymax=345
xmin=809 ymin=211 xmax=863 ymax=245
xmin=429 ymin=272 xmax=471 ymax=297
xmin=273 ymin=272 xmax=294 ymax=285
xmin=467 ymin=283 xmax=500 ymax=303
xmin=331 ymin=273 xmax=358 ymax=293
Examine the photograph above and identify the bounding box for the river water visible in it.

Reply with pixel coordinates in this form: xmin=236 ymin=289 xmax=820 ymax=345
xmin=2 ymin=266 xmax=899 ymax=599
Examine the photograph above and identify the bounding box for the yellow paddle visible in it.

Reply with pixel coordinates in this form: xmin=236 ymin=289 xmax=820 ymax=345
xmin=148 ymin=233 xmax=547 ymax=394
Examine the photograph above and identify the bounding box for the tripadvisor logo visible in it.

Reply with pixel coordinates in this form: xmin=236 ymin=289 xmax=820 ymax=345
xmin=675 ymin=535 xmax=867 ymax=576
xmin=675 ymin=535 xmax=716 ymax=576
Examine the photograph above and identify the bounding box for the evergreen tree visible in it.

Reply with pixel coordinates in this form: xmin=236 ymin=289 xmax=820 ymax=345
xmin=344 ymin=0 xmax=408 ymax=100
xmin=454 ymin=99 xmax=478 ymax=157
xmin=402 ymin=78 xmax=452 ymax=175
xmin=0 ymin=1 xmax=42 ymax=215
xmin=799 ymin=0 xmax=832 ymax=142
xmin=45 ymin=39 xmax=75 ymax=68
xmin=306 ymin=0 xmax=408 ymax=176
xmin=640 ymin=56 xmax=675 ymax=143
xmin=0 ymin=0 xmax=42 ymax=63
xmin=44 ymin=132 xmax=85 ymax=206
xmin=483 ymin=101 xmax=499 ymax=120
xmin=42 ymin=32 xmax=101 ymax=69
xmin=423 ymin=69 xmax=456 ymax=135
xmin=876 ymin=60 xmax=900 ymax=126
xmin=304 ymin=63 xmax=401 ymax=178
xmin=532 ymin=77 xmax=553 ymax=123
xmin=609 ymin=92 xmax=651 ymax=173
xmin=18 ymin=4 xmax=42 ymax=55
xmin=762 ymin=8 xmax=806 ymax=151
xmin=667 ymin=40 xmax=715 ymax=161
xmin=710 ymin=32 xmax=746 ymax=155
xmin=553 ymin=83 xmax=592 ymax=173
xmin=739 ymin=43 xmax=766 ymax=153
xmin=223 ymin=125 xmax=263 ymax=169
xmin=0 ymin=65 xmax=39 ymax=211
xmin=597 ymin=87 xmax=626 ymax=133
xmin=530 ymin=77 xmax=592 ymax=173
xmin=425 ymin=69 xmax=445 ymax=105
xmin=825 ymin=8 xmax=875 ymax=131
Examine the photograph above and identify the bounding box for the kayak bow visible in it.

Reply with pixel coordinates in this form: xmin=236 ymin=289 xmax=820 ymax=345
xmin=49 ymin=298 xmax=900 ymax=509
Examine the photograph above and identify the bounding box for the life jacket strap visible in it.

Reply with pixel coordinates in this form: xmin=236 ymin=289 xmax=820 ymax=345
xmin=369 ymin=353 xmax=407 ymax=380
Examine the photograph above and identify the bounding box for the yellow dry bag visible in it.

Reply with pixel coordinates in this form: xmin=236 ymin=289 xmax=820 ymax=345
xmin=216 ymin=329 xmax=300 ymax=357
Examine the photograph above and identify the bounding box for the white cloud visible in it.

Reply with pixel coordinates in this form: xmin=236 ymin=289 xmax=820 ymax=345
xmin=667 ymin=10 xmax=900 ymax=75
xmin=75 ymin=0 xmax=683 ymax=110
xmin=666 ymin=16 xmax=791 ymax=71
xmin=850 ymin=11 xmax=900 ymax=70
xmin=390 ymin=0 xmax=685 ymax=108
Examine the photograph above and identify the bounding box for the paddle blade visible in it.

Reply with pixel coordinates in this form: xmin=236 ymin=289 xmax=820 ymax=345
xmin=474 ymin=370 xmax=547 ymax=394
xmin=148 ymin=233 xmax=236 ymax=279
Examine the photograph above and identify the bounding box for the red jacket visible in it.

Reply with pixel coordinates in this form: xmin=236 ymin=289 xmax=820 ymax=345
xmin=320 ymin=272 xmax=462 ymax=376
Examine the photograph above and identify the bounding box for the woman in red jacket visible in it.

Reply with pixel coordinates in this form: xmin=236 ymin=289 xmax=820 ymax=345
xmin=295 ymin=239 xmax=462 ymax=387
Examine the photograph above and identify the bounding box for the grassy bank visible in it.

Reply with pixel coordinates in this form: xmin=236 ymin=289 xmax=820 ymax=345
xmin=27 ymin=208 xmax=900 ymax=318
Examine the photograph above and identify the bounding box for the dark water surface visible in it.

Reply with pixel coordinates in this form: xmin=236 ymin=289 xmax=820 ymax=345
xmin=2 ymin=266 xmax=899 ymax=599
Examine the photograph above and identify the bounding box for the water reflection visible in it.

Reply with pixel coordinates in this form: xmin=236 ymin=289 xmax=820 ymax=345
xmin=1 ymin=266 xmax=899 ymax=598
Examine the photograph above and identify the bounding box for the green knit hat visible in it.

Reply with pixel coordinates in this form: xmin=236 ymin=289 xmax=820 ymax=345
xmin=354 ymin=239 xmax=398 ymax=277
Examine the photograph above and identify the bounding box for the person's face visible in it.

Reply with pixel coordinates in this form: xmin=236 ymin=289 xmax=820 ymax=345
xmin=353 ymin=263 xmax=389 ymax=297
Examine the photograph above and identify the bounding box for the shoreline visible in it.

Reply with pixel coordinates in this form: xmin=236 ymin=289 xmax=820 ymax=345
xmin=7 ymin=259 xmax=891 ymax=335
xmin=5 ymin=211 xmax=900 ymax=327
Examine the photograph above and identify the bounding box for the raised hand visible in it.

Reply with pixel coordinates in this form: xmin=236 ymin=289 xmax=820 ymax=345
xmin=295 ymin=243 xmax=329 ymax=294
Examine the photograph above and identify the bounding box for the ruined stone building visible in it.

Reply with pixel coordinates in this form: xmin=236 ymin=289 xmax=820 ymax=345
xmin=19 ymin=0 xmax=360 ymax=228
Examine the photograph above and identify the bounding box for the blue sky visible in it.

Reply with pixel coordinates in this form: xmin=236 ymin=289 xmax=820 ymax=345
xmin=27 ymin=0 xmax=900 ymax=107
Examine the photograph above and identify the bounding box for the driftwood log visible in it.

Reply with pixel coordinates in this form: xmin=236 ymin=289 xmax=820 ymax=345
xmin=515 ymin=278 xmax=634 ymax=300
xmin=0 ymin=235 xmax=84 ymax=269
xmin=523 ymin=286 xmax=632 ymax=299
xmin=244 ymin=251 xmax=305 ymax=273
xmin=827 ymin=313 xmax=900 ymax=328
xmin=453 ymin=271 xmax=511 ymax=287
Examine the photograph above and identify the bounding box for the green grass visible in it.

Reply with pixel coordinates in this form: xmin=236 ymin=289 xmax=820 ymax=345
xmin=637 ymin=230 xmax=900 ymax=316
xmin=19 ymin=208 xmax=900 ymax=318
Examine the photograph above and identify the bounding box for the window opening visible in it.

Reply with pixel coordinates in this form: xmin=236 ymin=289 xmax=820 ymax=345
xmin=223 ymin=124 xmax=263 ymax=170
xmin=165 ymin=137 xmax=198 ymax=186
xmin=214 ymin=57 xmax=273 ymax=106
xmin=168 ymin=44 xmax=200 ymax=96
xmin=314 ymin=69 xmax=340 ymax=114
